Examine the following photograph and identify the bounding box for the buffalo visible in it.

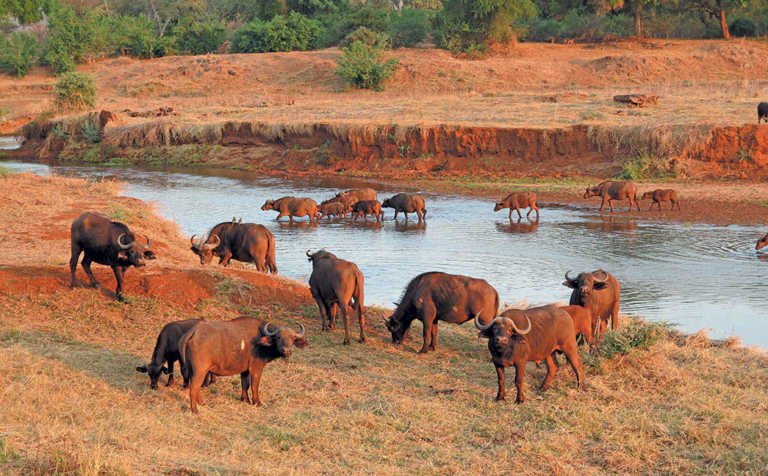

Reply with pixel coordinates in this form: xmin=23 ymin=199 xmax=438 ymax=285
xmin=307 ymin=250 xmax=366 ymax=345
xmin=180 ymin=317 xmax=307 ymax=413
xmin=335 ymin=188 xmax=377 ymax=204
xmin=190 ymin=221 xmax=277 ymax=273
xmin=69 ymin=212 xmax=155 ymax=301
xmin=563 ymin=270 xmax=620 ymax=342
xmin=381 ymin=193 xmax=427 ymax=221
xmin=318 ymin=200 xmax=350 ymax=220
xmin=385 ymin=272 xmax=498 ymax=353
xmin=560 ymin=304 xmax=594 ymax=345
xmin=475 ymin=306 xmax=584 ymax=403
xmin=759 ymin=102 xmax=768 ymax=124
xmin=584 ymin=181 xmax=640 ymax=213
xmin=494 ymin=192 xmax=540 ymax=220
xmin=641 ymin=189 xmax=681 ymax=211
xmin=756 ymin=233 xmax=768 ymax=250
xmin=261 ymin=197 xmax=319 ymax=223
xmin=136 ymin=319 xmax=215 ymax=389
xmin=352 ymin=200 xmax=384 ymax=223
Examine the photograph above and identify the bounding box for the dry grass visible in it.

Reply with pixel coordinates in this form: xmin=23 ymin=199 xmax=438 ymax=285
xmin=0 ymin=173 xmax=767 ymax=475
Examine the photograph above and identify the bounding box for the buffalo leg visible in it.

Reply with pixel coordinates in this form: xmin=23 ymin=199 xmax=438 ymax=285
xmin=249 ymin=361 xmax=266 ymax=406
xmin=495 ymin=365 xmax=506 ymax=401
xmin=515 ymin=206 xmax=522 ymax=219
xmin=340 ymin=304 xmax=351 ymax=345
xmin=404 ymin=211 xmax=409 ymax=222
xmin=188 ymin=371 xmax=208 ymax=414
xmin=514 ymin=361 xmax=526 ymax=404
xmin=111 ymin=265 xmax=125 ymax=301
xmin=429 ymin=321 xmax=438 ymax=351
xmin=598 ymin=197 xmax=606 ymax=211
xmin=166 ymin=359 xmax=175 ymax=387
xmin=508 ymin=209 xmax=514 ymax=221
xmin=610 ymin=300 xmax=619 ymax=330
xmin=355 ymin=300 xmax=366 ymax=343
xmin=328 ymin=303 xmax=338 ymax=330
xmin=81 ymin=257 xmax=99 ymax=288
xmin=608 ymin=199 xmax=614 ymax=213
xmin=312 ymin=292 xmax=328 ymax=331
xmin=419 ymin=303 xmax=437 ymax=353
xmin=220 ymin=251 xmax=233 ymax=266
xmin=69 ymin=244 xmax=82 ymax=287
xmin=541 ymin=354 xmax=559 ymax=391
xmin=563 ymin=341 xmax=585 ymax=391
xmin=240 ymin=371 xmax=251 ymax=403
xmin=393 ymin=210 xmax=399 ymax=220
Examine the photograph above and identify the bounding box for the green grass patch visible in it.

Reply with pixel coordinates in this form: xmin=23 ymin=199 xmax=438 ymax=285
xmin=106 ymin=204 xmax=145 ymax=224
xmin=617 ymin=154 xmax=681 ymax=180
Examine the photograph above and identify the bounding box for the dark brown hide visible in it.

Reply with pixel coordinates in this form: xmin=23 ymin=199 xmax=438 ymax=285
xmin=318 ymin=201 xmax=349 ymax=220
xmin=386 ymin=272 xmax=498 ymax=353
xmin=381 ymin=193 xmax=427 ymax=221
xmin=191 ymin=222 xmax=276 ymax=273
xmin=494 ymin=192 xmax=540 ymax=220
xmin=136 ymin=319 xmax=202 ymax=389
xmin=758 ymin=102 xmax=768 ymax=124
xmin=560 ymin=305 xmax=594 ymax=345
xmin=335 ymin=188 xmax=377 ymax=204
xmin=641 ymin=189 xmax=681 ymax=211
xmin=583 ymin=181 xmax=640 ymax=213
xmin=563 ymin=269 xmax=620 ymax=342
xmin=352 ymin=200 xmax=384 ymax=223
xmin=308 ymin=250 xmax=366 ymax=344
xmin=261 ymin=197 xmax=319 ymax=223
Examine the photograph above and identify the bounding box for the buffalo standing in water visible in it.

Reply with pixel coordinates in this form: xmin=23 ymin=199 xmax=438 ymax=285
xmin=584 ymin=181 xmax=640 ymax=213
xmin=69 ymin=212 xmax=155 ymax=301
xmin=307 ymin=250 xmax=366 ymax=345
xmin=382 ymin=193 xmax=427 ymax=222
xmin=190 ymin=221 xmax=277 ymax=273
xmin=334 ymin=188 xmax=377 ymax=204
xmin=494 ymin=191 xmax=540 ymax=220
xmin=261 ymin=197 xmax=319 ymax=223
xmin=386 ymin=272 xmax=498 ymax=353
xmin=563 ymin=270 xmax=620 ymax=342
xmin=756 ymin=233 xmax=768 ymax=251
xmin=475 ymin=306 xmax=585 ymax=403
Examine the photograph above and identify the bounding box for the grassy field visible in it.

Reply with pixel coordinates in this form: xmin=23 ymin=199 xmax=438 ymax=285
xmin=0 ymin=173 xmax=766 ymax=475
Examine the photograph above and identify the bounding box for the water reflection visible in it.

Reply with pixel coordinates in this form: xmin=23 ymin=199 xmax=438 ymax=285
xmin=583 ymin=215 xmax=638 ymax=234
xmin=495 ymin=217 xmax=539 ymax=234
xmin=394 ymin=220 xmax=426 ymax=233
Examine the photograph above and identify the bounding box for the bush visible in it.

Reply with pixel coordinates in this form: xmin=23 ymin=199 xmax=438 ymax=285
xmin=99 ymin=14 xmax=171 ymax=58
xmin=336 ymin=40 xmax=399 ymax=90
xmin=730 ymin=17 xmax=757 ymax=37
xmin=231 ymin=12 xmax=323 ymax=53
xmin=55 ymin=72 xmax=96 ymax=112
xmin=0 ymin=32 xmax=38 ymax=77
xmin=175 ymin=20 xmax=227 ymax=55
xmin=81 ymin=120 xmax=101 ymax=143
xmin=43 ymin=0 xmax=100 ymax=74
xmin=598 ymin=320 xmax=670 ymax=360
xmin=340 ymin=26 xmax=391 ymax=48
xmin=618 ymin=154 xmax=679 ymax=180
xmin=434 ymin=0 xmax=536 ymax=51
xmin=388 ymin=8 xmax=429 ymax=47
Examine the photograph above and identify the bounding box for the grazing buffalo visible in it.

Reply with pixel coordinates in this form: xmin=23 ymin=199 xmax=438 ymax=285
xmin=190 ymin=221 xmax=277 ymax=273
xmin=69 ymin=212 xmax=156 ymax=301
xmin=335 ymin=188 xmax=377 ymax=204
xmin=494 ymin=192 xmax=540 ymax=220
xmin=180 ymin=317 xmax=307 ymax=413
xmin=475 ymin=306 xmax=584 ymax=403
xmin=758 ymin=102 xmax=768 ymax=123
xmin=136 ymin=319 xmax=212 ymax=389
xmin=563 ymin=270 xmax=620 ymax=342
xmin=381 ymin=193 xmax=427 ymax=221
xmin=261 ymin=197 xmax=319 ymax=223
xmin=584 ymin=181 xmax=640 ymax=213
xmin=307 ymin=250 xmax=365 ymax=344
xmin=318 ymin=200 xmax=350 ymax=220
xmin=560 ymin=305 xmax=594 ymax=345
xmin=756 ymin=233 xmax=768 ymax=250
xmin=352 ymin=200 xmax=384 ymax=223
xmin=641 ymin=189 xmax=681 ymax=211
xmin=386 ymin=272 xmax=498 ymax=353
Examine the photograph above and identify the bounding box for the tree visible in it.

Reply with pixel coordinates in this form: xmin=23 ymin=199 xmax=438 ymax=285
xmin=434 ymin=0 xmax=537 ymax=50
xmin=0 ymin=0 xmax=44 ymax=24
xmin=688 ymin=0 xmax=748 ymax=39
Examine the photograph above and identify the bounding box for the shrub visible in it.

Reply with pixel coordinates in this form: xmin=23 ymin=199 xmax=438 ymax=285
xmin=81 ymin=120 xmax=101 ymax=143
xmin=340 ymin=26 xmax=391 ymax=48
xmin=55 ymin=72 xmax=96 ymax=112
xmin=231 ymin=12 xmax=323 ymax=53
xmin=618 ymin=154 xmax=679 ymax=180
xmin=598 ymin=320 xmax=670 ymax=360
xmin=175 ymin=20 xmax=227 ymax=55
xmin=388 ymin=8 xmax=429 ymax=47
xmin=0 ymin=32 xmax=38 ymax=77
xmin=336 ymin=40 xmax=399 ymax=90
xmin=43 ymin=0 xmax=100 ymax=74
xmin=434 ymin=0 xmax=537 ymax=51
xmin=729 ymin=17 xmax=757 ymax=37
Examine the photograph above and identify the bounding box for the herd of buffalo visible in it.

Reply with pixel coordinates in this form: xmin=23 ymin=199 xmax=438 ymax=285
xmin=65 ymin=180 xmax=764 ymax=413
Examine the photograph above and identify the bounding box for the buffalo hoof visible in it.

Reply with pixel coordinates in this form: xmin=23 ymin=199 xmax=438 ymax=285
xmin=495 ymin=395 xmax=505 ymax=402
xmin=515 ymin=397 xmax=525 ymax=404
xmin=359 ymin=337 xmax=366 ymax=343
xmin=343 ymin=340 xmax=350 ymax=345
xmin=418 ymin=349 xmax=429 ymax=354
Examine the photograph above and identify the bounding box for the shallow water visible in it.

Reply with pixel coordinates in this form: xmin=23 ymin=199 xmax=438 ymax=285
xmin=3 ymin=160 xmax=766 ymax=347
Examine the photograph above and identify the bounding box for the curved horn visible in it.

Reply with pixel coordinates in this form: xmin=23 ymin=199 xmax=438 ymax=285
xmin=190 ymin=234 xmax=198 ymax=248
xmin=564 ymin=270 xmax=577 ymax=282
xmin=306 ymin=249 xmax=312 ymax=258
xmin=474 ymin=311 xmax=502 ymax=331
xmin=264 ymin=322 xmax=279 ymax=336
xmin=145 ymin=235 xmax=151 ymax=248
xmin=593 ymin=270 xmax=609 ymax=283
xmin=203 ymin=234 xmax=221 ymax=250
xmin=117 ymin=233 xmax=134 ymax=249
xmin=294 ymin=322 xmax=305 ymax=337
xmin=508 ymin=313 xmax=532 ymax=335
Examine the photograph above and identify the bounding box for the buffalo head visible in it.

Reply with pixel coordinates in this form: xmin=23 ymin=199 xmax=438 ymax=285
xmin=118 ymin=234 xmax=155 ymax=267
xmin=189 ymin=234 xmax=221 ymax=265
xmin=257 ymin=322 xmax=308 ymax=358
xmin=261 ymin=200 xmax=275 ymax=211
xmin=381 ymin=198 xmax=392 ymax=208
xmin=135 ymin=362 xmax=169 ymax=390
xmin=493 ymin=201 xmax=505 ymax=212
xmin=385 ymin=315 xmax=409 ymax=344
xmin=475 ymin=312 xmax=531 ymax=349
xmin=563 ymin=270 xmax=609 ymax=299
xmin=583 ymin=186 xmax=600 ymax=199
xmin=641 ymin=191 xmax=653 ymax=200
xmin=757 ymin=233 xmax=768 ymax=251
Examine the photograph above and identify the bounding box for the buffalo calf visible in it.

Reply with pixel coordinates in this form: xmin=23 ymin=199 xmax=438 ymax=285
xmin=382 ymin=193 xmax=427 ymax=222
xmin=352 ymin=200 xmax=384 ymax=223
xmin=494 ymin=192 xmax=539 ymax=220
xmin=641 ymin=189 xmax=681 ymax=211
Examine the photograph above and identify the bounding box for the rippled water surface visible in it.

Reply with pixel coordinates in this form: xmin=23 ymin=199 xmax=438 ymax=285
xmin=3 ymin=160 xmax=766 ymax=346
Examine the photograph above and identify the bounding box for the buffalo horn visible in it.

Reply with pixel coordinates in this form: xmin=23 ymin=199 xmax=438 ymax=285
xmin=117 ymin=233 xmax=134 ymax=249
xmin=264 ymin=322 xmax=279 ymax=336
xmin=306 ymin=249 xmax=312 ymax=258
xmin=190 ymin=234 xmax=199 ymax=248
xmin=474 ymin=311 xmax=501 ymax=331
xmin=145 ymin=235 xmax=151 ymax=248
xmin=593 ymin=270 xmax=608 ymax=283
xmin=203 ymin=234 xmax=221 ymax=250
xmin=564 ymin=270 xmax=577 ymax=282
xmin=507 ymin=313 xmax=532 ymax=335
xmin=295 ymin=322 xmax=305 ymax=337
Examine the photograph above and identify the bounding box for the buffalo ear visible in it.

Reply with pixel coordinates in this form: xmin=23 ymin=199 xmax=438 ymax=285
xmin=257 ymin=335 xmax=271 ymax=346
xmin=562 ymin=280 xmax=577 ymax=289
xmin=294 ymin=337 xmax=309 ymax=348
xmin=144 ymin=250 xmax=157 ymax=260
xmin=594 ymin=282 xmax=608 ymax=290
xmin=136 ymin=366 xmax=148 ymax=373
xmin=161 ymin=366 xmax=170 ymax=374
xmin=190 ymin=246 xmax=199 ymax=255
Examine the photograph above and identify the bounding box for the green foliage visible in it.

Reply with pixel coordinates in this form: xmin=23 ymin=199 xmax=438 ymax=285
xmin=288 ymin=0 xmax=344 ymax=16
xmin=618 ymin=153 xmax=679 ymax=180
xmin=340 ymin=26 xmax=391 ymax=48
xmin=336 ymin=40 xmax=399 ymax=90
xmin=208 ymin=0 xmax=285 ymax=22
xmin=0 ymin=165 xmax=11 ymax=178
xmin=99 ymin=14 xmax=172 ymax=58
xmin=0 ymin=32 xmax=37 ymax=77
xmin=231 ymin=12 xmax=323 ymax=53
xmin=598 ymin=320 xmax=671 ymax=360
xmin=43 ymin=0 xmax=100 ymax=74
xmin=54 ymin=72 xmax=96 ymax=112
xmin=434 ymin=0 xmax=537 ymax=51
xmin=81 ymin=120 xmax=101 ymax=144
xmin=528 ymin=8 xmax=632 ymax=41
xmin=729 ymin=17 xmax=756 ymax=36
xmin=0 ymin=0 xmax=44 ymax=23
xmin=175 ymin=19 xmax=227 ymax=54
xmin=388 ymin=8 xmax=430 ymax=47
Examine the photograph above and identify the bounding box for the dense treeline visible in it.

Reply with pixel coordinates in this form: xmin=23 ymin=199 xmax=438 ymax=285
xmin=0 ymin=0 xmax=767 ymax=79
